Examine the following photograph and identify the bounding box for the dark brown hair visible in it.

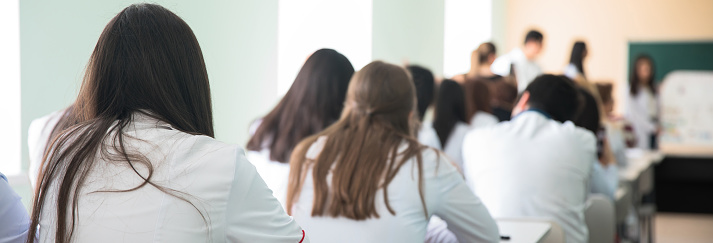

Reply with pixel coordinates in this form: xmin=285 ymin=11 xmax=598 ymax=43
xmin=29 ymin=4 xmax=213 ymax=242
xmin=569 ymin=41 xmax=587 ymax=77
xmin=596 ymin=83 xmax=613 ymax=104
xmin=286 ymin=61 xmax=428 ymax=220
xmin=629 ymin=54 xmax=656 ymax=95
xmin=464 ymin=79 xmax=493 ymax=121
xmin=433 ymin=80 xmax=467 ymax=148
xmin=246 ymin=49 xmax=354 ymax=163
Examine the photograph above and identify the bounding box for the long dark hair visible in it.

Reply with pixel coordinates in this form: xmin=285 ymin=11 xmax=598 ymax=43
xmin=569 ymin=41 xmax=587 ymax=77
xmin=629 ymin=54 xmax=656 ymax=96
xmin=433 ymin=80 xmax=467 ymax=148
xmin=464 ymin=79 xmax=493 ymax=121
xmin=287 ymin=61 xmax=428 ymax=220
xmin=29 ymin=4 xmax=213 ymax=243
xmin=246 ymin=49 xmax=354 ymax=163
xmin=406 ymin=65 xmax=435 ymax=121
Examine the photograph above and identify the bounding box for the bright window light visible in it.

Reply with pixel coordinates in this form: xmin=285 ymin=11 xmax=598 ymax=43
xmin=0 ymin=0 xmax=21 ymax=175
xmin=277 ymin=0 xmax=372 ymax=96
xmin=443 ymin=0 xmax=492 ymax=78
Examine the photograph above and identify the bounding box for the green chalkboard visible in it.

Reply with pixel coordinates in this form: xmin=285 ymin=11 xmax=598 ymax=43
xmin=628 ymin=41 xmax=713 ymax=83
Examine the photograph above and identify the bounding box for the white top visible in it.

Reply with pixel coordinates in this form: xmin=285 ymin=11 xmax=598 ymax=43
xmin=291 ymin=136 xmax=500 ymax=243
xmin=625 ymin=88 xmax=659 ymax=150
xmin=418 ymin=121 xmax=442 ymax=150
xmin=491 ymin=48 xmax=543 ymax=93
xmin=0 ymin=173 xmax=30 ymax=243
xmin=469 ymin=111 xmax=499 ymax=129
xmin=28 ymin=110 xmax=64 ymax=189
xmin=38 ymin=113 xmax=307 ymax=243
xmin=462 ymin=111 xmax=596 ymax=243
xmin=564 ymin=63 xmax=583 ymax=80
xmin=441 ymin=122 xmax=470 ymax=170
xmin=246 ymin=149 xmax=291 ymax=207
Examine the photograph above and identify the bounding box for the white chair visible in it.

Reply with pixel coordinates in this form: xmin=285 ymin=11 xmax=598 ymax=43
xmin=585 ymin=194 xmax=616 ymax=243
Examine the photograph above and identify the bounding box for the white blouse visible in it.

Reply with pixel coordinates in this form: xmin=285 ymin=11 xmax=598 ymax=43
xmin=290 ymin=136 xmax=499 ymax=243
xmin=28 ymin=110 xmax=64 ymax=189
xmin=625 ymin=88 xmax=659 ymax=150
xmin=246 ymin=149 xmax=291 ymax=207
xmin=37 ymin=113 xmax=307 ymax=243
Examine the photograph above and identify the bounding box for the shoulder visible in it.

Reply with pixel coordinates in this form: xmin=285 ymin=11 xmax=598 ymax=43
xmin=559 ymin=121 xmax=597 ymax=150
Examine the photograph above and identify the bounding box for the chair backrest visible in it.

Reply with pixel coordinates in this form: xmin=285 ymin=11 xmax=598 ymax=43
xmin=539 ymin=220 xmax=565 ymax=243
xmin=585 ymin=194 xmax=616 ymax=243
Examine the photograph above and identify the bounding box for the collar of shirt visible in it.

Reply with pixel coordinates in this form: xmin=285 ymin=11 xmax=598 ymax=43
xmin=514 ymin=108 xmax=552 ymax=120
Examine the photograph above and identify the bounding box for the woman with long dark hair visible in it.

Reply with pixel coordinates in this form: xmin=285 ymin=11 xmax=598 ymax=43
xmin=626 ymin=54 xmax=659 ymax=149
xmin=29 ymin=4 xmax=306 ymax=242
xmin=565 ymin=41 xmax=588 ymax=80
xmin=432 ymin=80 xmax=470 ymax=168
xmin=286 ymin=61 xmax=499 ymax=242
xmin=246 ymin=48 xmax=354 ymax=205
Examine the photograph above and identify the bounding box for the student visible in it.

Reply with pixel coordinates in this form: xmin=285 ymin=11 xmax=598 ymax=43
xmin=29 ymin=4 xmax=306 ymax=242
xmin=597 ymin=83 xmax=636 ymax=167
xmin=462 ymin=75 xmax=595 ymax=243
xmin=491 ymin=30 xmax=544 ymax=93
xmin=286 ymin=61 xmax=499 ymax=243
xmin=626 ymin=54 xmax=659 ymax=150
xmin=432 ymin=80 xmax=469 ymax=168
xmin=28 ymin=108 xmax=70 ymax=190
xmin=455 ymin=42 xmax=518 ymax=121
xmin=246 ymin=49 xmax=354 ymax=205
xmin=464 ymin=80 xmax=499 ymax=129
xmin=0 ymin=172 xmax=30 ymax=243
xmin=407 ymin=65 xmax=441 ymax=150
xmin=564 ymin=41 xmax=587 ymax=80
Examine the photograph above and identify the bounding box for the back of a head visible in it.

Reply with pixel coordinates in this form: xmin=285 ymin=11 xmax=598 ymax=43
xmin=433 ymin=80 xmax=467 ymax=147
xmin=406 ymin=65 xmax=435 ymax=121
xmin=569 ymin=41 xmax=587 ymax=76
xmin=464 ymin=79 xmax=492 ymax=120
xmin=472 ymin=42 xmax=497 ymax=66
xmin=247 ymin=48 xmax=355 ymax=162
xmin=31 ymin=4 xmax=213 ymax=242
xmin=524 ymin=30 xmax=544 ymax=45
xmin=523 ymin=75 xmax=582 ymax=123
xmin=287 ymin=61 xmax=427 ymax=221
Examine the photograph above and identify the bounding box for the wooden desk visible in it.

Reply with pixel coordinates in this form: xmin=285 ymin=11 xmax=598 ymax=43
xmin=497 ymin=219 xmax=551 ymax=243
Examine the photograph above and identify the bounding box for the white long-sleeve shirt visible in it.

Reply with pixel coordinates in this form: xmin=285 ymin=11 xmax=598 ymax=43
xmin=37 ymin=113 xmax=307 ymax=243
xmin=625 ymin=88 xmax=659 ymax=150
xmin=491 ymin=48 xmax=543 ymax=93
xmin=462 ymin=111 xmax=596 ymax=243
xmin=291 ymin=136 xmax=500 ymax=243
xmin=0 ymin=173 xmax=30 ymax=243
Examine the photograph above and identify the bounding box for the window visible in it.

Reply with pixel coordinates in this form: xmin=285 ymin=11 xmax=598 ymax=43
xmin=443 ymin=0 xmax=493 ymax=77
xmin=277 ymin=0 xmax=372 ymax=96
xmin=0 ymin=0 xmax=21 ymax=175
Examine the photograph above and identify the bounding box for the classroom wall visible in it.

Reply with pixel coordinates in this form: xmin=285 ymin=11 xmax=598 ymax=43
xmin=502 ymin=0 xmax=713 ymax=113
xmin=20 ymin=0 xmax=279 ymax=172
xmin=372 ymin=0 xmax=445 ymax=76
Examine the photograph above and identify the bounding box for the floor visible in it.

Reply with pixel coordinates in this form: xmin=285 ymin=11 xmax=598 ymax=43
xmin=654 ymin=212 xmax=713 ymax=243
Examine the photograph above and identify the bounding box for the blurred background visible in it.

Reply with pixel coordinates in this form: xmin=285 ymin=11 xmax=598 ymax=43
xmin=1 ymin=0 xmax=712 ymax=241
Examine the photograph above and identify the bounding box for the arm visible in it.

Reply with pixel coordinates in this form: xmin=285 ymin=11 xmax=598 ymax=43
xmin=225 ymin=150 xmax=307 ymax=243
xmin=429 ymin=156 xmax=500 ymax=243
xmin=0 ymin=173 xmax=30 ymax=243
xmin=589 ymin=161 xmax=618 ymax=200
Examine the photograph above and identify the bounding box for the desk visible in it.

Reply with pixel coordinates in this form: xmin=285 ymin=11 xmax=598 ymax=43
xmin=497 ymin=219 xmax=551 ymax=243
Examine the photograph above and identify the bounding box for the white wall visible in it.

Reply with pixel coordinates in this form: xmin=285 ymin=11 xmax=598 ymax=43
xmin=372 ymin=0 xmax=445 ymax=76
xmin=20 ymin=0 xmax=279 ymax=172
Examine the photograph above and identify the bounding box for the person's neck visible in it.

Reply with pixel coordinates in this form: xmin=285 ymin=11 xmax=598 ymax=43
xmin=468 ymin=65 xmax=493 ymax=77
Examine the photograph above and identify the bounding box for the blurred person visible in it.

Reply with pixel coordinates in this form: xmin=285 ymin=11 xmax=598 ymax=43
xmin=246 ymin=49 xmax=354 ymax=206
xmin=597 ymin=83 xmax=637 ymax=167
xmin=432 ymin=80 xmax=469 ymax=169
xmin=462 ymin=75 xmax=597 ymax=243
xmin=29 ymin=4 xmax=307 ymax=242
xmin=407 ymin=65 xmax=441 ymax=150
xmin=287 ymin=61 xmax=499 ymax=243
xmin=491 ymin=30 xmax=544 ymax=93
xmin=626 ymin=54 xmax=659 ymax=150
xmin=0 ymin=172 xmax=30 ymax=243
xmin=564 ymin=41 xmax=588 ymax=80
xmin=464 ymin=79 xmax=499 ymax=129
xmin=455 ymin=42 xmax=518 ymax=121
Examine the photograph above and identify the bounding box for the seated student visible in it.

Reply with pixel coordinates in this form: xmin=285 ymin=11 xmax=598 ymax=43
xmin=491 ymin=30 xmax=545 ymax=93
xmin=464 ymin=79 xmax=499 ymax=128
xmin=407 ymin=65 xmax=441 ymax=150
xmin=0 ymin=172 xmax=30 ymax=243
xmin=28 ymin=108 xmax=70 ymax=190
xmin=432 ymin=80 xmax=469 ymax=169
xmin=462 ymin=75 xmax=595 ymax=243
xmin=29 ymin=4 xmax=306 ymax=242
xmin=571 ymin=83 xmax=618 ymax=200
xmin=286 ymin=61 xmax=499 ymax=243
xmin=597 ymin=83 xmax=636 ymax=167
xmin=454 ymin=42 xmax=518 ymax=121
xmin=246 ymin=49 xmax=354 ymax=205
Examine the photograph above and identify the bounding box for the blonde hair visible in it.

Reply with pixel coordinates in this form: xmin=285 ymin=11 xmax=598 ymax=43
xmin=286 ymin=61 xmax=429 ymax=220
